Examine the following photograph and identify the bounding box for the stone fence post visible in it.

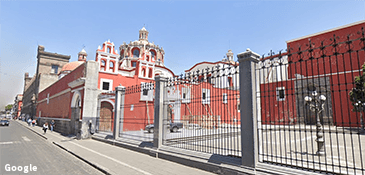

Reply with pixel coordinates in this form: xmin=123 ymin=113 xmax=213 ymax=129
xmin=114 ymin=86 xmax=125 ymax=140
xmin=237 ymin=48 xmax=260 ymax=168
xmin=153 ymin=75 xmax=168 ymax=149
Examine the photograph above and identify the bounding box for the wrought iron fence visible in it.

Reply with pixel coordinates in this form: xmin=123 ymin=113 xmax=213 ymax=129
xmin=162 ymin=63 xmax=241 ymax=156
xmin=257 ymin=28 xmax=365 ymax=174
xmin=118 ymin=82 xmax=155 ymax=142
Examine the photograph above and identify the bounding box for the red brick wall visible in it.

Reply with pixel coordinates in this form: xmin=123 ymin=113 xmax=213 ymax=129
xmin=37 ymin=64 xmax=86 ymax=119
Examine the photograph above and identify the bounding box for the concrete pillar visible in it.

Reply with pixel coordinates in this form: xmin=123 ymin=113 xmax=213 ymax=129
xmin=114 ymin=86 xmax=125 ymax=140
xmin=237 ymin=48 xmax=260 ymax=168
xmin=153 ymin=75 xmax=168 ymax=149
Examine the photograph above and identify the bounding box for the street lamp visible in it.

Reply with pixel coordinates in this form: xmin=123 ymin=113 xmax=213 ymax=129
xmin=354 ymin=101 xmax=365 ymax=133
xmin=305 ymin=91 xmax=326 ymax=156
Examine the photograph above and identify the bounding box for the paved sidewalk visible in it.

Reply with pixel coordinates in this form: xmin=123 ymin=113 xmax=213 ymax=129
xmin=15 ymin=120 xmax=213 ymax=175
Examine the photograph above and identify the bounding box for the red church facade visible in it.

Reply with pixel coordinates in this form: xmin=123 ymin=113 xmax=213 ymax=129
xmin=260 ymin=20 xmax=365 ymax=127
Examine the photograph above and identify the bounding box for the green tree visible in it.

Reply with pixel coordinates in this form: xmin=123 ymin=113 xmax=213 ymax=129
xmin=349 ymin=63 xmax=365 ymax=132
xmin=5 ymin=104 xmax=12 ymax=111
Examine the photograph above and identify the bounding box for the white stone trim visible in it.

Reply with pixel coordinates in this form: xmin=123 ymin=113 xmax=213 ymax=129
xmin=287 ymin=20 xmax=365 ymax=43
xmin=71 ymin=87 xmax=84 ymax=93
xmin=100 ymin=78 xmax=113 ymax=92
xmin=38 ymin=117 xmax=71 ymax=121
xmin=38 ymin=89 xmax=71 ymax=103
xmin=68 ymin=78 xmax=85 ymax=88
xmin=100 ymin=99 xmax=115 ymax=110
xmin=276 ymin=87 xmax=285 ymax=101
xmin=202 ymin=88 xmax=210 ymax=104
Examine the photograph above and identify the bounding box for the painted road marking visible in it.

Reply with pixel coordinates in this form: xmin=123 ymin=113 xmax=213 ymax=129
xmin=51 ymin=134 xmax=152 ymax=175
xmin=0 ymin=141 xmax=20 ymax=145
xmin=22 ymin=136 xmax=31 ymax=141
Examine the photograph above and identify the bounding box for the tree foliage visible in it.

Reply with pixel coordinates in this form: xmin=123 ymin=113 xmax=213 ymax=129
xmin=5 ymin=104 xmax=13 ymax=111
xmin=349 ymin=63 xmax=365 ymax=112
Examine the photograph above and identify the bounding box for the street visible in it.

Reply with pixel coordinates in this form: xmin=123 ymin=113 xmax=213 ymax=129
xmin=3 ymin=120 xmax=214 ymax=175
xmin=0 ymin=120 xmax=103 ymax=175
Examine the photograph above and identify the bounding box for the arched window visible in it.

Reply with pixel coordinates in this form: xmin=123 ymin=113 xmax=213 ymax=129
xmin=141 ymin=68 xmax=146 ymax=77
xmin=148 ymin=68 xmax=153 ymax=78
xmin=133 ymin=49 xmax=140 ymax=58
xmin=150 ymin=50 xmax=156 ymax=60
xmin=110 ymin=61 xmax=114 ymax=70
xmin=107 ymin=47 xmax=111 ymax=53
xmin=101 ymin=60 xmax=106 ymax=71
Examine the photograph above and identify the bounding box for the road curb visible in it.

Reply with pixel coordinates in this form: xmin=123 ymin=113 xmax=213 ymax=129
xmin=15 ymin=121 xmax=48 ymax=140
xmin=91 ymin=136 xmax=251 ymax=175
xmin=52 ymin=141 xmax=111 ymax=175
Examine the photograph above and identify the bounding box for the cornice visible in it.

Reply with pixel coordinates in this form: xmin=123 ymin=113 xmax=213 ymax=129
xmin=68 ymin=78 xmax=86 ymax=88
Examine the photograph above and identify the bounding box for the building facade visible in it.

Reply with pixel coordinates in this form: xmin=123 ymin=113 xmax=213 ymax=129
xmin=36 ymin=50 xmax=99 ymax=138
xmin=35 ymin=27 xmax=175 ymax=138
xmin=95 ymin=27 xmax=175 ymax=132
xmin=21 ymin=46 xmax=71 ymax=120
xmin=12 ymin=94 xmax=23 ymax=119
xmin=260 ymin=20 xmax=365 ymax=126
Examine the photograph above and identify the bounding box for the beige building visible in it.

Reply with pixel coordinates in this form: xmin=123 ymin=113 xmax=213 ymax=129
xmin=21 ymin=45 xmax=71 ymax=119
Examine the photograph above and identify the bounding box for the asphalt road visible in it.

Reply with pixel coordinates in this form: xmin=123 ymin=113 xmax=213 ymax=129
xmin=0 ymin=120 xmax=104 ymax=175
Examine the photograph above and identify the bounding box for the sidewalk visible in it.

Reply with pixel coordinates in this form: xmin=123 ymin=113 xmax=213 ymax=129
xmin=15 ymin=120 xmax=214 ymax=175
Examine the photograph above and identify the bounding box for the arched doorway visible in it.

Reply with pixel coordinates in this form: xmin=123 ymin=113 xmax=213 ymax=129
xmin=71 ymin=91 xmax=82 ymax=135
xmin=99 ymin=102 xmax=114 ymax=132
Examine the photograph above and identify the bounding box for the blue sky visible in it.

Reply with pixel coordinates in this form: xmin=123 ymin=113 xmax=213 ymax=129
xmin=0 ymin=0 xmax=364 ymax=109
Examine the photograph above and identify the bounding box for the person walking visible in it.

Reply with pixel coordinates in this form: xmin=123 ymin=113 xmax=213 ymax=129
xmin=43 ymin=122 xmax=49 ymax=134
xmin=50 ymin=120 xmax=55 ymax=132
xmin=27 ymin=118 xmax=32 ymax=126
xmin=32 ymin=119 xmax=36 ymax=127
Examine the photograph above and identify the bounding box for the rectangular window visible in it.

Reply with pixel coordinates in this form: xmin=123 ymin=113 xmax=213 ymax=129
xmin=181 ymin=87 xmax=191 ymax=103
xmin=102 ymin=82 xmax=110 ymax=91
xmin=143 ymin=89 xmax=148 ymax=96
xmin=100 ymin=79 xmax=113 ymax=92
xmin=132 ymin=62 xmax=137 ymax=67
xmin=223 ymin=93 xmax=228 ymax=104
xmin=276 ymin=87 xmax=285 ymax=101
xmin=51 ymin=65 xmax=58 ymax=74
xmin=202 ymin=89 xmax=210 ymax=104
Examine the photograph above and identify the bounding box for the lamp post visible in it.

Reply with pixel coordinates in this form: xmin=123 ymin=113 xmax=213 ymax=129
xmin=354 ymin=101 xmax=365 ymax=133
xmin=305 ymin=91 xmax=326 ymax=156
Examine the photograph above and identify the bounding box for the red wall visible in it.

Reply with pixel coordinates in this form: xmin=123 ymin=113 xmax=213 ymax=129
xmin=122 ymin=91 xmax=154 ymax=131
xmin=260 ymin=80 xmax=297 ymax=125
xmin=37 ymin=64 xmax=86 ymax=119
xmin=178 ymin=82 xmax=241 ymax=128
xmin=284 ymin=22 xmax=365 ymax=127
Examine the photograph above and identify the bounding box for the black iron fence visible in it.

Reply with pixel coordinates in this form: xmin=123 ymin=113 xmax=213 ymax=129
xmin=118 ymin=82 xmax=155 ymax=142
xmin=162 ymin=63 xmax=241 ymax=156
xmin=257 ymin=28 xmax=365 ymax=174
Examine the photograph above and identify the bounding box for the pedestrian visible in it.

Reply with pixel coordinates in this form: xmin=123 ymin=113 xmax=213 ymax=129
xmin=43 ymin=122 xmax=48 ymax=134
xmin=27 ymin=118 xmax=32 ymax=126
xmin=50 ymin=120 xmax=55 ymax=132
xmin=32 ymin=119 xmax=36 ymax=127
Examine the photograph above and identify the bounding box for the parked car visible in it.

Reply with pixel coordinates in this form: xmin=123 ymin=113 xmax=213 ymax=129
xmin=145 ymin=122 xmax=184 ymax=133
xmin=0 ymin=119 xmax=9 ymax=126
